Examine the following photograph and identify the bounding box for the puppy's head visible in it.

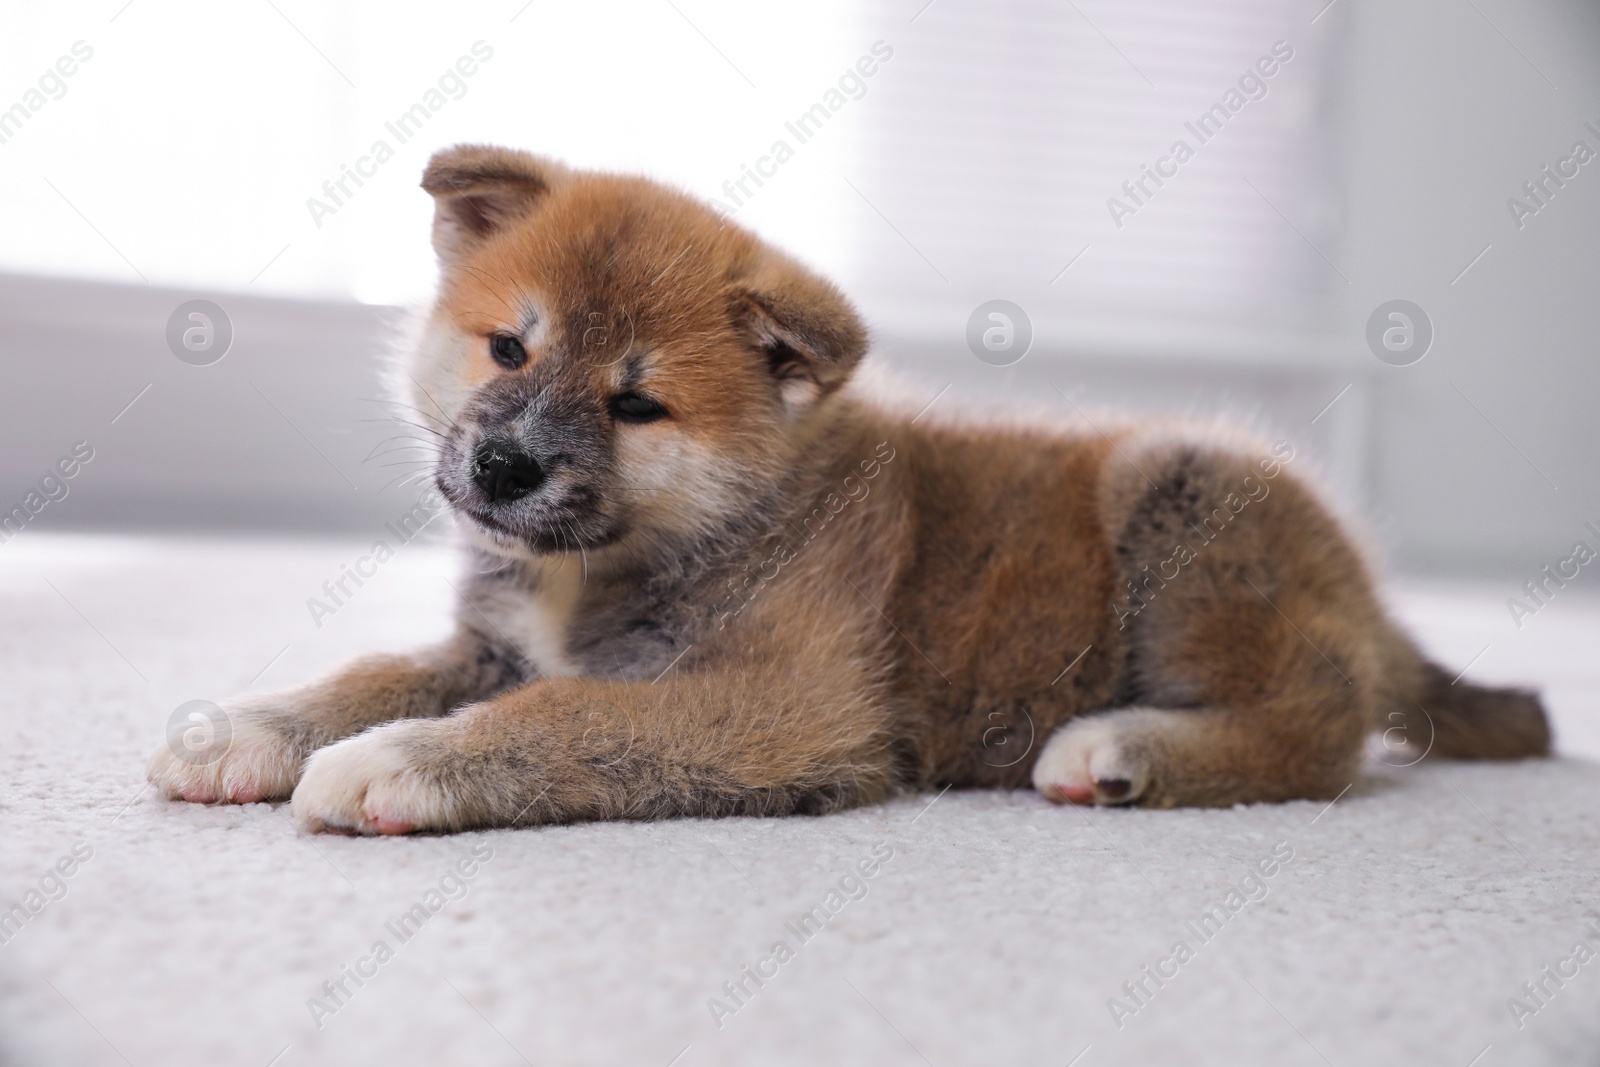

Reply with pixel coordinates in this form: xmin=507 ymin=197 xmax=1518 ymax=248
xmin=409 ymin=144 xmax=866 ymax=561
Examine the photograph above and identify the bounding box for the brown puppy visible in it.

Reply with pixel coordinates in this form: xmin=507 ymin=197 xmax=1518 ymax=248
xmin=147 ymin=145 xmax=1551 ymax=833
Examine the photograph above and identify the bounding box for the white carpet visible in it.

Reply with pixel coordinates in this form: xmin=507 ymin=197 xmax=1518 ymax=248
xmin=2 ymin=534 xmax=1598 ymax=1067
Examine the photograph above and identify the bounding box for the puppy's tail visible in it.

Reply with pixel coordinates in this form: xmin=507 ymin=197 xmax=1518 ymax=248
xmin=1378 ymin=630 xmax=1551 ymax=760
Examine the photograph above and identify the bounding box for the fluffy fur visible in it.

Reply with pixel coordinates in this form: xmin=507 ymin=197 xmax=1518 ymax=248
xmin=147 ymin=145 xmax=1551 ymax=833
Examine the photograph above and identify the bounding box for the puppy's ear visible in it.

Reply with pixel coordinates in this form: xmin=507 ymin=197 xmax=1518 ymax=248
xmin=421 ymin=144 xmax=564 ymax=262
xmin=732 ymin=259 xmax=867 ymax=412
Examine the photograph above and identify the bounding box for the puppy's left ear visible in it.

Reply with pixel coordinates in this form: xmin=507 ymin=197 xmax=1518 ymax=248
xmin=731 ymin=259 xmax=867 ymax=412
xmin=421 ymin=144 xmax=565 ymax=263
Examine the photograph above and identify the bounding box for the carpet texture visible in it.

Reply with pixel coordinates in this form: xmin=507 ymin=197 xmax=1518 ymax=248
xmin=1 ymin=534 xmax=1597 ymax=1067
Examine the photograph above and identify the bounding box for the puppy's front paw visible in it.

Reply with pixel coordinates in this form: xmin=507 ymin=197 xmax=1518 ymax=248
xmin=291 ymin=721 xmax=457 ymax=835
xmin=1033 ymin=714 xmax=1150 ymax=806
xmin=147 ymin=704 xmax=306 ymax=805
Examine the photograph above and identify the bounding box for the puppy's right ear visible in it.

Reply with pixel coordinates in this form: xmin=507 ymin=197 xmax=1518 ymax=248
xmin=421 ymin=144 xmax=564 ymax=262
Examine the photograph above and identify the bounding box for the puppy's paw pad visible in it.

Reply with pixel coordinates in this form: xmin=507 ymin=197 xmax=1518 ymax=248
xmin=1096 ymin=777 xmax=1133 ymax=800
xmin=291 ymin=723 xmax=452 ymax=835
xmin=1048 ymin=782 xmax=1097 ymax=804
xmin=1033 ymin=717 xmax=1149 ymax=807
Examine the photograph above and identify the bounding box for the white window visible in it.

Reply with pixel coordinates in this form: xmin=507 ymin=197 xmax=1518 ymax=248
xmin=841 ymin=0 xmax=1340 ymax=342
xmin=0 ymin=0 xmax=863 ymax=304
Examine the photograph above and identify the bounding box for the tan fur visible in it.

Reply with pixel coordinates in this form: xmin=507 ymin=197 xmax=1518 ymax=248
xmin=148 ymin=145 xmax=1550 ymax=832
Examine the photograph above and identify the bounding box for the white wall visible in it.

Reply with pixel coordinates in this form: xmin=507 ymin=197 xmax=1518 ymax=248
xmin=1333 ymin=0 xmax=1600 ymax=572
xmin=0 ymin=273 xmax=412 ymax=534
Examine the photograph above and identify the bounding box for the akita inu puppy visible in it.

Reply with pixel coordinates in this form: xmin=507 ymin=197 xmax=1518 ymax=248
xmin=148 ymin=145 xmax=1550 ymax=833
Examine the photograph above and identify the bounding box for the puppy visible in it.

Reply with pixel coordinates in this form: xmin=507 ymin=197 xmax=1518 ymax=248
xmin=148 ymin=145 xmax=1550 ymax=833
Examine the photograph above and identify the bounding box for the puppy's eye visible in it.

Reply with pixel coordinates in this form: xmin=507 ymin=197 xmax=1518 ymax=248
xmin=610 ymin=392 xmax=668 ymax=424
xmin=490 ymin=333 xmax=527 ymax=369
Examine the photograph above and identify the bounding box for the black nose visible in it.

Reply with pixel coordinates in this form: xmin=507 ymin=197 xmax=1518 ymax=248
xmin=472 ymin=443 xmax=543 ymax=503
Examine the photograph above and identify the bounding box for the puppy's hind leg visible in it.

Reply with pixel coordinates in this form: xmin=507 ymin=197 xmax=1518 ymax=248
xmin=1033 ymin=441 xmax=1379 ymax=807
xmin=1031 ymin=562 xmax=1373 ymax=806
xmin=1032 ymin=696 xmax=1363 ymax=808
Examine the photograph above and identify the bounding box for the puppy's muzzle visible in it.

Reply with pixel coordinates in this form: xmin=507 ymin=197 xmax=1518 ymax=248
xmin=472 ymin=442 xmax=544 ymax=504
